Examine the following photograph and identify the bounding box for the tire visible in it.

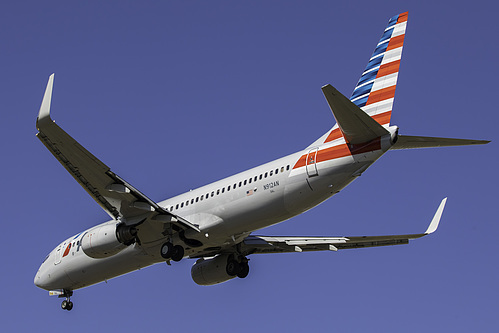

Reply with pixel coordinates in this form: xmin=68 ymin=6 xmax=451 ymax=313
xmin=66 ymin=301 xmax=73 ymax=311
xmin=160 ymin=242 xmax=173 ymax=259
xmin=171 ymin=245 xmax=184 ymax=262
xmin=61 ymin=300 xmax=68 ymax=310
xmin=226 ymin=260 xmax=241 ymax=276
xmin=237 ymin=262 xmax=249 ymax=279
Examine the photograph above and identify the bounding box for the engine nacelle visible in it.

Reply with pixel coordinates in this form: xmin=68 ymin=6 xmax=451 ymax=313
xmin=81 ymin=223 xmax=135 ymax=259
xmin=191 ymin=254 xmax=235 ymax=286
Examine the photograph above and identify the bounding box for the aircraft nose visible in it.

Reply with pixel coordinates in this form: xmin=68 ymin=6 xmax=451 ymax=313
xmin=34 ymin=269 xmax=47 ymax=290
xmin=34 ymin=261 xmax=52 ymax=290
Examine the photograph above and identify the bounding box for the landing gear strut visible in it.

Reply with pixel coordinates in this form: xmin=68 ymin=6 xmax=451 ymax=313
xmin=160 ymin=242 xmax=184 ymax=262
xmin=60 ymin=290 xmax=73 ymax=311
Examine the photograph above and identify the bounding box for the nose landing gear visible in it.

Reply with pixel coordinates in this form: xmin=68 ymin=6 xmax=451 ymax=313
xmin=60 ymin=290 xmax=73 ymax=311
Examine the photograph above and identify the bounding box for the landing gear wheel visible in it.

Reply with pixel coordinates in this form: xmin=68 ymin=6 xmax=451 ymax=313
xmin=237 ymin=262 xmax=249 ymax=279
xmin=226 ymin=260 xmax=241 ymax=276
xmin=160 ymin=242 xmax=174 ymax=259
xmin=171 ymin=245 xmax=184 ymax=262
xmin=60 ymin=290 xmax=74 ymax=311
xmin=61 ymin=300 xmax=73 ymax=311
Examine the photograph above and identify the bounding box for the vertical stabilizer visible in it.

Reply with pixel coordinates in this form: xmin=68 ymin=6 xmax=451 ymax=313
xmin=315 ymin=12 xmax=408 ymax=147
xmin=350 ymin=12 xmax=408 ymax=125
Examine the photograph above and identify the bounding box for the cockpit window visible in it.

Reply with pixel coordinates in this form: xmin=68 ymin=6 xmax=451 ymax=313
xmin=42 ymin=253 xmax=50 ymax=263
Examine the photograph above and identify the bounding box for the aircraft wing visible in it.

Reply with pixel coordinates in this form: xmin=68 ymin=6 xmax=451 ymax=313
xmin=241 ymin=198 xmax=447 ymax=254
xmin=36 ymin=74 xmax=200 ymax=242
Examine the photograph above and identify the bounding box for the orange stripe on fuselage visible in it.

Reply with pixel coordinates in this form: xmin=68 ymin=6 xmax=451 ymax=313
xmin=293 ymin=154 xmax=307 ymax=169
xmin=293 ymin=139 xmax=382 ymax=170
xmin=324 ymin=128 xmax=343 ymax=144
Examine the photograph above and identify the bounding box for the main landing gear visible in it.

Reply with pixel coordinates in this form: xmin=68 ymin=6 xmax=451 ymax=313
xmin=160 ymin=242 xmax=184 ymax=262
xmin=60 ymin=290 xmax=73 ymax=311
xmin=226 ymin=255 xmax=249 ymax=279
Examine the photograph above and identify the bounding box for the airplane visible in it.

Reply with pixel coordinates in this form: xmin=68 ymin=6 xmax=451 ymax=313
xmin=34 ymin=12 xmax=489 ymax=311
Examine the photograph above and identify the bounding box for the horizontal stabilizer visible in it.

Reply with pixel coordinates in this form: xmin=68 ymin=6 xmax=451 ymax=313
xmin=322 ymin=84 xmax=389 ymax=144
xmin=391 ymin=135 xmax=490 ymax=150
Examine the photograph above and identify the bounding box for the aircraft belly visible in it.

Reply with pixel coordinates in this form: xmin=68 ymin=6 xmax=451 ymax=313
xmin=63 ymin=245 xmax=155 ymax=290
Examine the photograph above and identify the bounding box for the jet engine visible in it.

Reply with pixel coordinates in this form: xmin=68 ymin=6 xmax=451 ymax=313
xmin=81 ymin=223 xmax=136 ymax=259
xmin=191 ymin=254 xmax=236 ymax=286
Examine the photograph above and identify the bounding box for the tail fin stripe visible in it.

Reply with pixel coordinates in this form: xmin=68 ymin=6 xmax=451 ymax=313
xmin=371 ymin=73 xmax=398 ymax=92
xmin=366 ymin=85 xmax=396 ymax=106
xmin=376 ymin=60 xmax=400 ymax=77
xmin=372 ymin=111 xmax=392 ymax=125
xmin=351 ymin=83 xmax=374 ymax=100
xmin=378 ymin=28 xmax=396 ymax=45
xmin=379 ymin=47 xmax=403 ymax=66
xmin=371 ymin=40 xmax=390 ymax=58
xmin=362 ymin=98 xmax=393 ymax=114
xmin=349 ymin=12 xmax=408 ymax=126
xmin=357 ymin=71 xmax=377 ymax=86
xmin=352 ymin=96 xmax=369 ymax=108
xmin=386 ymin=35 xmax=405 ymax=51
xmin=363 ymin=56 xmax=383 ymax=74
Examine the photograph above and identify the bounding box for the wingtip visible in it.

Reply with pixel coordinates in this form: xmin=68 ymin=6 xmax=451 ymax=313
xmin=36 ymin=74 xmax=55 ymax=130
xmin=425 ymin=197 xmax=447 ymax=235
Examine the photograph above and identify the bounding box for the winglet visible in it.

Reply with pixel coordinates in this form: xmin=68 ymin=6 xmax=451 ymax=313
xmin=425 ymin=198 xmax=447 ymax=235
xmin=37 ymin=74 xmax=55 ymax=130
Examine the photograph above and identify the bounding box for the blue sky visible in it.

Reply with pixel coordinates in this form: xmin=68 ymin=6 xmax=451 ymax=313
xmin=2 ymin=1 xmax=497 ymax=331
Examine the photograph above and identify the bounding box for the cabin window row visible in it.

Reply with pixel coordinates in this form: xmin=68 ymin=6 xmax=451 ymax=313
xmin=169 ymin=165 xmax=290 ymax=212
